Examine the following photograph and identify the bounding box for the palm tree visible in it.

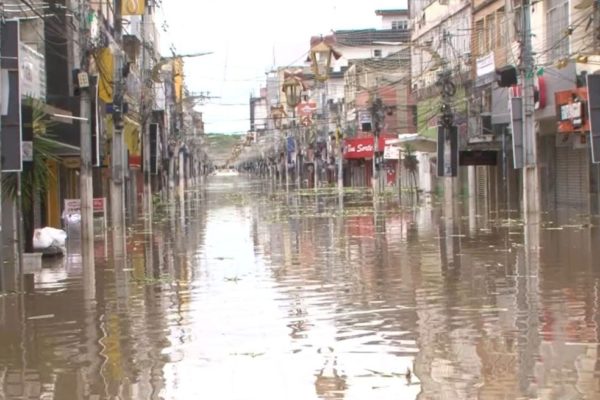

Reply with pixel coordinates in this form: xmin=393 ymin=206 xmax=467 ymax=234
xmin=2 ymin=97 xmax=59 ymax=252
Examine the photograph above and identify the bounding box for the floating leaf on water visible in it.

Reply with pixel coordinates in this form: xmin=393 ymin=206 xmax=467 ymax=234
xmin=28 ymin=314 xmax=55 ymax=320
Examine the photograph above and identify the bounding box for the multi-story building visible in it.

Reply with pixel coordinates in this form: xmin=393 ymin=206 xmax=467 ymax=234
xmin=466 ymin=0 xmax=520 ymax=215
xmin=466 ymin=0 xmax=600 ymax=220
xmin=525 ymin=0 xmax=600 ymax=219
xmin=411 ymin=0 xmax=472 ymax=140
xmin=331 ymin=9 xmax=411 ymax=187
xmin=0 ymin=0 xmax=201 ymax=260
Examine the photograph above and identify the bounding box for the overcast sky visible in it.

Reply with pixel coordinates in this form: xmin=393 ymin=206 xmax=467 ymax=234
xmin=156 ymin=0 xmax=408 ymax=135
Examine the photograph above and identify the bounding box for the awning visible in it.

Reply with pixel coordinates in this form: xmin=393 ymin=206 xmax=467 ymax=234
xmin=386 ymin=134 xmax=437 ymax=153
xmin=38 ymin=136 xmax=80 ymax=157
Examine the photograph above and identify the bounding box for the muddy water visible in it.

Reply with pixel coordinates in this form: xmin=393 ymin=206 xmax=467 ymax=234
xmin=1 ymin=176 xmax=600 ymax=399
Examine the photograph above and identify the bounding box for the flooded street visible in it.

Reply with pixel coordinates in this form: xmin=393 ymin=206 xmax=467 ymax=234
xmin=2 ymin=175 xmax=600 ymax=399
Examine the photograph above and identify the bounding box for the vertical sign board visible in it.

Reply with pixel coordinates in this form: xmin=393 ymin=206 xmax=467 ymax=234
xmin=437 ymin=125 xmax=458 ymax=177
xmin=1 ymin=20 xmax=22 ymax=172
xmin=510 ymin=96 xmax=524 ymax=169
xmin=149 ymin=123 xmax=159 ymax=174
xmin=586 ymin=74 xmax=600 ymax=163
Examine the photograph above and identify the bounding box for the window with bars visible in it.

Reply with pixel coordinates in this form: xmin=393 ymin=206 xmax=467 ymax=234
xmin=546 ymin=0 xmax=569 ymax=60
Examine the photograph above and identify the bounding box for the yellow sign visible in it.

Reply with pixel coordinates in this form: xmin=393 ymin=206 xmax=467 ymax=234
xmin=62 ymin=157 xmax=81 ymax=169
xmin=122 ymin=0 xmax=145 ymax=16
xmin=96 ymin=47 xmax=113 ymax=103
xmin=173 ymin=58 xmax=184 ymax=103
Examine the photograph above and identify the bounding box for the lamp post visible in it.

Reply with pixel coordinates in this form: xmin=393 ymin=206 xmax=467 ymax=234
xmin=307 ymin=36 xmax=343 ymax=193
xmin=308 ymin=36 xmax=341 ymax=82
xmin=282 ymin=70 xmax=304 ymax=189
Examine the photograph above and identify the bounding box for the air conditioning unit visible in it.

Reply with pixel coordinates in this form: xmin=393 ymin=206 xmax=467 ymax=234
xmin=439 ymin=0 xmax=449 ymax=5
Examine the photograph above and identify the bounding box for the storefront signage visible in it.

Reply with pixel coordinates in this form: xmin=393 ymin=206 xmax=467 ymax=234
xmin=344 ymin=136 xmax=391 ymax=159
xmin=476 ymin=52 xmax=495 ymax=77
xmin=383 ymin=145 xmax=400 ymax=160
xmin=555 ymin=87 xmax=589 ymax=134
xmin=296 ymin=100 xmax=317 ymax=117
xmin=20 ymin=42 xmax=46 ymax=100
xmin=63 ymin=198 xmax=106 ymax=215
xmin=63 ymin=198 xmax=108 ymax=235
xmin=1 ymin=20 xmax=23 ymax=172
xmin=587 ymin=74 xmax=600 ymax=163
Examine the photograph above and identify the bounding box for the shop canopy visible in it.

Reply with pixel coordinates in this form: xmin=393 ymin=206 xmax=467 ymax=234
xmin=385 ymin=133 xmax=437 ymax=153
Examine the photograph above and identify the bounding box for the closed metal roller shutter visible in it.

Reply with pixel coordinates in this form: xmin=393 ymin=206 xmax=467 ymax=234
xmin=556 ymin=147 xmax=589 ymax=211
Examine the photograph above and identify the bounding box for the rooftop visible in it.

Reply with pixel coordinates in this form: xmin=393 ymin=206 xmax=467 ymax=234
xmin=375 ymin=9 xmax=409 ymax=16
xmin=334 ymin=29 xmax=410 ymax=46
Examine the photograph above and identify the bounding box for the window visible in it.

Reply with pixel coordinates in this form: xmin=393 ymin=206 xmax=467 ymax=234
xmin=374 ymin=49 xmax=382 ymax=57
xmin=392 ymin=20 xmax=408 ymax=30
xmin=486 ymin=14 xmax=495 ymax=52
xmin=546 ymin=0 xmax=569 ymax=60
xmin=497 ymin=9 xmax=507 ymax=48
xmin=475 ymin=19 xmax=485 ymax=55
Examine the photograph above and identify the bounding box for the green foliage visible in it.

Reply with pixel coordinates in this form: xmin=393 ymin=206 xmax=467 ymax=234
xmin=2 ymin=97 xmax=59 ymax=212
xmin=152 ymin=193 xmax=167 ymax=217
xmin=204 ymin=133 xmax=243 ymax=165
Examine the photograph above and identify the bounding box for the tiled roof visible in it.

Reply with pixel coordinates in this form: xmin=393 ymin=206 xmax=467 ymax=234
xmin=333 ymin=29 xmax=410 ymax=46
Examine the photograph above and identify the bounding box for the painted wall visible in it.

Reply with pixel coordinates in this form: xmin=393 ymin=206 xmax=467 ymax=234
xmin=381 ymin=14 xmax=410 ymax=30
xmin=333 ymin=44 xmax=405 ymax=70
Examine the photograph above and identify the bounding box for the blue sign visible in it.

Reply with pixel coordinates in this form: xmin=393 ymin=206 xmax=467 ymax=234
xmin=286 ymin=136 xmax=295 ymax=153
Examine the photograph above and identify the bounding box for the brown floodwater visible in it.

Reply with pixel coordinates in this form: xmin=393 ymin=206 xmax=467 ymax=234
xmin=1 ymin=176 xmax=600 ymax=399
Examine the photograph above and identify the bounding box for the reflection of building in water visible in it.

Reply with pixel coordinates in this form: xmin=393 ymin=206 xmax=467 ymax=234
xmin=533 ymin=227 xmax=600 ymax=397
xmin=314 ymin=350 xmax=347 ymax=400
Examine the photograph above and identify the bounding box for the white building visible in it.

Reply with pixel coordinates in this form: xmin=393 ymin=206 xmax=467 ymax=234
xmin=410 ymin=0 xmax=472 ymax=92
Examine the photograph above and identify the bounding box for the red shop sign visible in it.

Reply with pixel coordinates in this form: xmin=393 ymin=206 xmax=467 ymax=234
xmin=344 ymin=135 xmax=393 ymax=159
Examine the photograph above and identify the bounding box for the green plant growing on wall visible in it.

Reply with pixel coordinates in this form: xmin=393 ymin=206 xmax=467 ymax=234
xmin=2 ymin=97 xmax=59 ymax=252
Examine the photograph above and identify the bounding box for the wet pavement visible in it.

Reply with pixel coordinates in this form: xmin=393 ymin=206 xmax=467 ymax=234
xmin=1 ymin=175 xmax=600 ymax=399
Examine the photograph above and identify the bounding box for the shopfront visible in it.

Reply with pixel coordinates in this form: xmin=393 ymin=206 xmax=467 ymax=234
xmin=343 ymin=135 xmax=397 ymax=187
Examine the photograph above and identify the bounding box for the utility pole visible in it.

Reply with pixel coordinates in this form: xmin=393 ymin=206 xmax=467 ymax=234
xmin=0 ymin=13 xmax=4 ymax=288
xmin=293 ymin=108 xmax=299 ymax=189
xmin=335 ymin=125 xmax=344 ymax=193
xmin=79 ymin=76 xmax=94 ymax=253
xmin=371 ymin=96 xmax=384 ymax=195
xmin=336 ymin=110 xmax=343 ymax=193
xmin=140 ymin=9 xmax=152 ymax=223
xmin=78 ymin=1 xmax=94 ymax=264
xmin=111 ymin=0 xmax=126 ymax=256
xmin=521 ymin=0 xmax=540 ymax=221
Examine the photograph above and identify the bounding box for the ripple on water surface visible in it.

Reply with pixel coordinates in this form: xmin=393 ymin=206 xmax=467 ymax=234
xmin=1 ymin=176 xmax=600 ymax=399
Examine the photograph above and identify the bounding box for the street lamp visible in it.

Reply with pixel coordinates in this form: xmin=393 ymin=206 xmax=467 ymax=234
xmin=282 ymin=69 xmax=304 ymax=108
xmin=307 ymin=36 xmax=341 ymax=82
xmin=307 ymin=35 xmax=342 ymax=191
xmin=281 ymin=70 xmax=305 ymax=190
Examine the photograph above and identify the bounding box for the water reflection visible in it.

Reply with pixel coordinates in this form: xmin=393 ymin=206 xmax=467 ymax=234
xmin=1 ymin=176 xmax=600 ymax=398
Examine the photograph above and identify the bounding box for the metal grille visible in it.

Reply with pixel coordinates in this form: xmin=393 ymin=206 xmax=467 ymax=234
xmin=556 ymin=147 xmax=590 ymax=210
